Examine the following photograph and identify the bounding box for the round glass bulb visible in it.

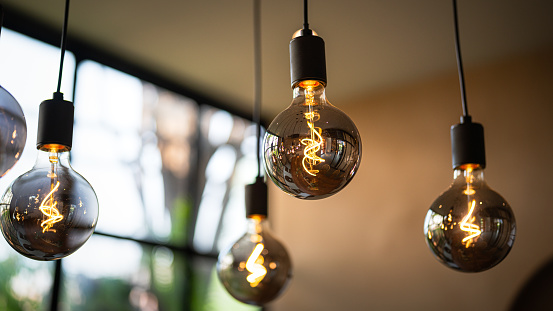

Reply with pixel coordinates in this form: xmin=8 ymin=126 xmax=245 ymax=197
xmin=0 ymin=145 xmax=99 ymax=260
xmin=217 ymin=216 xmax=292 ymax=306
xmin=0 ymin=85 xmax=26 ymax=177
xmin=424 ymin=164 xmax=516 ymax=272
xmin=263 ymin=80 xmax=361 ymax=199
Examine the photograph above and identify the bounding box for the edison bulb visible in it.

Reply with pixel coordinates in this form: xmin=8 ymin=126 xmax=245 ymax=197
xmin=424 ymin=164 xmax=515 ymax=272
xmin=0 ymin=144 xmax=98 ymax=260
xmin=217 ymin=215 xmax=292 ymax=305
xmin=0 ymin=85 xmax=26 ymax=177
xmin=263 ymin=80 xmax=361 ymax=199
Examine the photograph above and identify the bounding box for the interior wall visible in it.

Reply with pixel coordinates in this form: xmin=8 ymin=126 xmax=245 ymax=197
xmin=268 ymin=46 xmax=553 ymax=311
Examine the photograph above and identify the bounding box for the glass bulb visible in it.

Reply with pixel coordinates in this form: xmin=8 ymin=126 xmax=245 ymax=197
xmin=424 ymin=164 xmax=516 ymax=272
xmin=0 ymin=85 xmax=26 ymax=177
xmin=263 ymin=80 xmax=361 ymax=199
xmin=0 ymin=145 xmax=99 ymax=260
xmin=217 ymin=215 xmax=292 ymax=306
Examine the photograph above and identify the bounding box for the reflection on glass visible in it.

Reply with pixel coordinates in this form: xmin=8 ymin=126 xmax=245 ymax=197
xmin=72 ymin=61 xmax=197 ymax=245
xmin=62 ymin=235 xmax=187 ymax=311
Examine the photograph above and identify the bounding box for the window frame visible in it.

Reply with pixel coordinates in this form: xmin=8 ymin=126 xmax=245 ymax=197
xmin=2 ymin=5 xmax=265 ymax=311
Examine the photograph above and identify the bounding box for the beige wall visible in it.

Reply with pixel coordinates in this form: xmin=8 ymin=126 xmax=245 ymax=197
xmin=269 ymin=47 xmax=553 ymax=311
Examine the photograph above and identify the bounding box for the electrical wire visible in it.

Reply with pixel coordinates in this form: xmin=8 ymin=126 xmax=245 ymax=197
xmin=56 ymin=0 xmax=70 ymax=94
xmin=303 ymin=0 xmax=309 ymax=29
xmin=453 ymin=0 xmax=469 ymax=119
xmin=253 ymin=0 xmax=262 ymax=178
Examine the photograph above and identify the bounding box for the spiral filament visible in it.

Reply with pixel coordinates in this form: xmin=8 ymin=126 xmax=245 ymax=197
xmin=301 ymin=111 xmax=325 ymax=176
xmin=246 ymin=243 xmax=267 ymax=287
xmin=459 ymin=199 xmax=481 ymax=247
xmin=39 ymin=181 xmax=63 ymax=233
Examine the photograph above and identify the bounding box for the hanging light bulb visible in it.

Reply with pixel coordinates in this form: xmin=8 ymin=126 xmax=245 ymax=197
xmin=424 ymin=118 xmax=516 ymax=272
xmin=0 ymin=0 xmax=98 ymax=261
xmin=0 ymin=5 xmax=27 ymax=177
xmin=0 ymin=93 xmax=99 ymax=260
xmin=217 ymin=178 xmax=292 ymax=305
xmin=0 ymin=85 xmax=26 ymax=177
xmin=263 ymin=10 xmax=362 ymax=200
xmin=423 ymin=0 xmax=515 ymax=272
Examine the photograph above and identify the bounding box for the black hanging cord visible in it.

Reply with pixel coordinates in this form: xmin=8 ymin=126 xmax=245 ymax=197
xmin=56 ymin=0 xmax=70 ymax=95
xmin=253 ymin=0 xmax=262 ymax=178
xmin=453 ymin=0 xmax=469 ymax=119
xmin=303 ymin=0 xmax=309 ymax=29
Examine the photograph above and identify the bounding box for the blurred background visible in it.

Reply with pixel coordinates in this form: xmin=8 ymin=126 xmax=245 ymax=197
xmin=0 ymin=0 xmax=551 ymax=310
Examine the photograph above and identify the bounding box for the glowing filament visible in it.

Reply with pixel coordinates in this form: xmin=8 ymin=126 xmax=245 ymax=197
xmin=459 ymin=200 xmax=481 ymax=247
xmin=246 ymin=243 xmax=267 ymax=287
xmin=301 ymin=111 xmax=325 ymax=176
xmin=39 ymin=181 xmax=63 ymax=233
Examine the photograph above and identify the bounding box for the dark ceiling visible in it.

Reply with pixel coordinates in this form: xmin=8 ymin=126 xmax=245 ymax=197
xmin=2 ymin=0 xmax=552 ymax=120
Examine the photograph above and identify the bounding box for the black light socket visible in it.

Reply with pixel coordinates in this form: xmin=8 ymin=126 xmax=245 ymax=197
xmin=246 ymin=176 xmax=268 ymax=217
xmin=290 ymin=28 xmax=327 ymax=87
xmin=36 ymin=92 xmax=74 ymax=150
xmin=450 ymin=116 xmax=486 ymax=169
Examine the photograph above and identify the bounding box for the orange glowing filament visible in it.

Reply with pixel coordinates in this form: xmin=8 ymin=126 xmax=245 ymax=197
xmin=459 ymin=200 xmax=481 ymax=247
xmin=301 ymin=111 xmax=325 ymax=176
xmin=246 ymin=243 xmax=267 ymax=287
xmin=39 ymin=181 xmax=63 ymax=233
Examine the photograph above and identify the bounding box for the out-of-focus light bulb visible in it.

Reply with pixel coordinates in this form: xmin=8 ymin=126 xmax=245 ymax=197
xmin=0 ymin=94 xmax=98 ymax=260
xmin=217 ymin=178 xmax=292 ymax=305
xmin=0 ymin=145 xmax=98 ymax=260
xmin=0 ymin=85 xmax=26 ymax=177
xmin=263 ymin=29 xmax=361 ymax=200
xmin=424 ymin=120 xmax=516 ymax=272
xmin=217 ymin=215 xmax=292 ymax=305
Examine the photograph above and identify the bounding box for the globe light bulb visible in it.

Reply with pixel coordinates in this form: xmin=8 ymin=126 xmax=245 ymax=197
xmin=424 ymin=119 xmax=516 ymax=272
xmin=0 ymin=85 xmax=26 ymax=177
xmin=217 ymin=215 xmax=292 ymax=305
xmin=0 ymin=94 xmax=98 ymax=260
xmin=217 ymin=178 xmax=292 ymax=305
xmin=263 ymin=29 xmax=362 ymax=199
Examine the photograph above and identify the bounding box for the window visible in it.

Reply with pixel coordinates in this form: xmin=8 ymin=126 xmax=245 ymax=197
xmin=0 ymin=26 xmax=260 ymax=311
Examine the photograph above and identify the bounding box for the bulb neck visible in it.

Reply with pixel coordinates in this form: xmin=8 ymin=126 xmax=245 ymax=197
xmin=453 ymin=164 xmax=485 ymax=187
xmin=290 ymin=28 xmax=327 ymax=87
xmin=246 ymin=215 xmax=268 ymax=234
xmin=34 ymin=146 xmax=70 ymax=164
xmin=292 ymin=80 xmax=326 ymax=105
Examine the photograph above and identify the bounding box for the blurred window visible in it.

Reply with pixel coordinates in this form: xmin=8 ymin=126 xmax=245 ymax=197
xmin=0 ymin=28 xmax=261 ymax=311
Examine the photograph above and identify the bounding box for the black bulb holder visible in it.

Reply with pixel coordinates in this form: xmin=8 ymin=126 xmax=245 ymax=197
xmin=450 ymin=115 xmax=486 ymax=169
xmin=289 ymin=28 xmax=327 ymax=87
xmin=36 ymin=92 xmax=74 ymax=150
xmin=245 ymin=176 xmax=268 ymax=217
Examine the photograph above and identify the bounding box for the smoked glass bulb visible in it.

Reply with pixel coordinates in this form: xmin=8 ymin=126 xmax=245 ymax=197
xmin=424 ymin=164 xmax=516 ymax=272
xmin=0 ymin=145 xmax=98 ymax=260
xmin=263 ymin=80 xmax=361 ymax=199
xmin=0 ymin=85 xmax=26 ymax=177
xmin=217 ymin=215 xmax=292 ymax=306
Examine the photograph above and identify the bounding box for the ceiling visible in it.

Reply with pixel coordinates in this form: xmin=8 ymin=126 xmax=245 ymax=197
xmin=2 ymin=0 xmax=552 ymax=120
